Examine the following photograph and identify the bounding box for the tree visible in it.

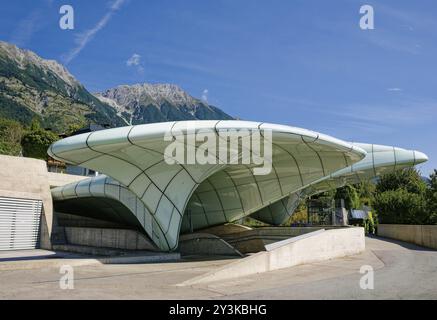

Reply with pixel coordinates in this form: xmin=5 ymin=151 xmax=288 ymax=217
xmin=66 ymin=123 xmax=83 ymax=135
xmin=355 ymin=180 xmax=376 ymax=206
xmin=376 ymin=167 xmax=426 ymax=195
xmin=373 ymin=168 xmax=430 ymax=224
xmin=0 ymin=117 xmax=24 ymax=156
xmin=21 ymin=119 xmax=59 ymax=160
xmin=427 ymin=170 xmax=437 ymax=223
xmin=373 ymin=189 xmax=428 ymax=224
xmin=335 ymin=185 xmax=361 ymax=210
xmin=284 ymin=200 xmax=308 ymax=225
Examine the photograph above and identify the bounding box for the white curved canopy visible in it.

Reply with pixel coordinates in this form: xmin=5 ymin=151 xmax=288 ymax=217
xmin=49 ymin=120 xmax=366 ymax=251
xmin=251 ymin=143 xmax=428 ymax=225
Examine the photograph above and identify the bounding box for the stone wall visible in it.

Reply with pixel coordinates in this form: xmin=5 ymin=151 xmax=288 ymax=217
xmin=378 ymin=224 xmax=437 ymax=249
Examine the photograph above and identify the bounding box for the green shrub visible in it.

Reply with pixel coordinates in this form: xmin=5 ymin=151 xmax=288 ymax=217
xmin=355 ymin=181 xmax=376 ymax=206
xmin=0 ymin=117 xmax=24 ymax=156
xmin=365 ymin=211 xmax=376 ymax=234
xmin=335 ymin=185 xmax=361 ymax=210
xmin=21 ymin=119 xmax=59 ymax=160
xmin=373 ymin=189 xmax=428 ymax=224
xmin=372 ymin=168 xmax=437 ymax=225
xmin=427 ymin=170 xmax=437 ymax=223
xmin=376 ymin=168 xmax=427 ymax=195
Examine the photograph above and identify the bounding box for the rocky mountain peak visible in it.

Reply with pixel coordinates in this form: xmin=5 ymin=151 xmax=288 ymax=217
xmin=0 ymin=41 xmax=232 ymax=131
xmin=0 ymin=41 xmax=78 ymax=87
xmin=98 ymin=83 xmax=199 ymax=107
xmin=95 ymin=83 xmax=233 ymax=125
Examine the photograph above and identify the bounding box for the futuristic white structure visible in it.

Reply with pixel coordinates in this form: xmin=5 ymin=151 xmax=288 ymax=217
xmin=251 ymin=143 xmax=429 ymax=225
xmin=49 ymin=121 xmax=428 ymax=251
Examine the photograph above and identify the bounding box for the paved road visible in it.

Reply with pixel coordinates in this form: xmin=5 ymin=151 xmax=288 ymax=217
xmin=0 ymin=236 xmax=436 ymax=299
xmin=220 ymin=236 xmax=437 ymax=299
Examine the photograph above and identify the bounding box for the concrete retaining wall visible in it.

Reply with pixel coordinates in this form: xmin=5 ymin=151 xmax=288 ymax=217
xmin=56 ymin=212 xmax=125 ymax=229
xmin=47 ymin=172 xmax=89 ymax=188
xmin=378 ymin=224 xmax=437 ymax=249
xmin=0 ymin=156 xmax=93 ymax=250
xmin=200 ymin=224 xmax=253 ymax=236
xmin=178 ymin=233 xmax=243 ymax=256
xmin=221 ymin=226 xmax=347 ymax=254
xmin=180 ymin=227 xmax=365 ymax=285
xmin=64 ymin=227 xmax=157 ymax=251
xmin=0 ymin=155 xmax=53 ymax=249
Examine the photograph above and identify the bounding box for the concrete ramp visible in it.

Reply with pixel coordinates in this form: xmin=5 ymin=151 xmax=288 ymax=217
xmin=221 ymin=226 xmax=332 ymax=253
xmin=179 ymin=227 xmax=365 ymax=285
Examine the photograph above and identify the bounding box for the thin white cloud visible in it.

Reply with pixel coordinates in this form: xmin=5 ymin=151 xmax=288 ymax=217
xmin=268 ymin=92 xmax=437 ymax=133
xmin=364 ymin=32 xmax=421 ymax=55
xmin=126 ymin=53 xmax=144 ymax=73
xmin=387 ymin=88 xmax=402 ymax=92
xmin=377 ymin=3 xmax=437 ymax=31
xmin=201 ymin=89 xmax=209 ymax=102
xmin=359 ymin=3 xmax=437 ymax=56
xmin=328 ymin=99 xmax=437 ymax=128
xmin=10 ymin=11 xmax=42 ymax=47
xmin=63 ymin=0 xmax=127 ymax=64
xmin=126 ymin=53 xmax=140 ymax=66
xmin=9 ymin=0 xmax=54 ymax=47
xmin=110 ymin=0 xmax=125 ymax=10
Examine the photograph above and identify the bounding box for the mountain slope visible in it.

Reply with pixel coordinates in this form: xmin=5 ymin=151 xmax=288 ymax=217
xmin=0 ymin=41 xmax=126 ymax=132
xmin=95 ymin=83 xmax=233 ymax=125
xmin=0 ymin=41 xmax=233 ymax=133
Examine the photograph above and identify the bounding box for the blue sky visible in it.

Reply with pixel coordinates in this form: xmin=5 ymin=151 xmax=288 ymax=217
xmin=1 ymin=0 xmax=436 ymax=175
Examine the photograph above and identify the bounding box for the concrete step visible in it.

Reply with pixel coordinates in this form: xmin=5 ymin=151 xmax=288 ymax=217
xmin=0 ymin=246 xmax=181 ymax=271
xmin=52 ymin=244 xmax=137 ymax=256
xmin=52 ymin=244 xmax=181 ymax=263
